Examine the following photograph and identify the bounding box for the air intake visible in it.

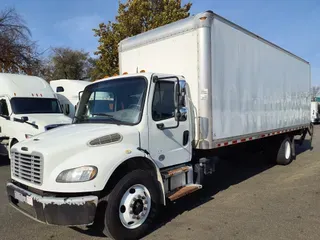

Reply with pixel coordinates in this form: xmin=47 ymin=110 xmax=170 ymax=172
xmin=88 ymin=133 xmax=122 ymax=146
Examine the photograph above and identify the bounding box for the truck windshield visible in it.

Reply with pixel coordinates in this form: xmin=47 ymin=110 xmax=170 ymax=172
xmin=74 ymin=77 xmax=147 ymax=125
xmin=10 ymin=98 xmax=62 ymax=114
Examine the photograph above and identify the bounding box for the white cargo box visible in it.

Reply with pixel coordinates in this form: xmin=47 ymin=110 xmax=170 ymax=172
xmin=119 ymin=11 xmax=311 ymax=149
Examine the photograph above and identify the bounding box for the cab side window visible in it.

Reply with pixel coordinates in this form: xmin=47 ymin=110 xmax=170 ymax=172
xmin=56 ymin=86 xmax=64 ymax=92
xmin=152 ymin=81 xmax=175 ymax=121
xmin=0 ymin=99 xmax=9 ymax=116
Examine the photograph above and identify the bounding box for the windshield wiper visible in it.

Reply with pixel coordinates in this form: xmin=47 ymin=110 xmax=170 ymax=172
xmin=92 ymin=113 xmax=114 ymax=117
xmin=13 ymin=118 xmax=39 ymax=129
xmin=91 ymin=113 xmax=124 ymax=125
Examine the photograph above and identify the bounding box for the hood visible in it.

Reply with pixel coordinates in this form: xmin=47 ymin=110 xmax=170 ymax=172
xmin=16 ymin=114 xmax=72 ymax=130
xmin=15 ymin=123 xmax=140 ymax=155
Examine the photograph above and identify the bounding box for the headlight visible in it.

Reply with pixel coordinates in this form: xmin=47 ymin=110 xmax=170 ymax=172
xmin=56 ymin=166 xmax=98 ymax=183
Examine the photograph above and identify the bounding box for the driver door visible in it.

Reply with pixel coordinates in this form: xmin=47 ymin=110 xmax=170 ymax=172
xmin=148 ymin=78 xmax=191 ymax=168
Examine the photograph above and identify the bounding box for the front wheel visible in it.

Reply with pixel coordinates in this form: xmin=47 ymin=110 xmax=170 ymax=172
xmin=101 ymin=170 xmax=160 ymax=240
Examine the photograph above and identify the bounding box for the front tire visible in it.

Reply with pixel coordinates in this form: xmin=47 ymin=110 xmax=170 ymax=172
xmin=101 ymin=170 xmax=160 ymax=240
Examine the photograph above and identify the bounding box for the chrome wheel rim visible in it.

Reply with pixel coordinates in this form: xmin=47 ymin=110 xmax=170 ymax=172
xmin=119 ymin=184 xmax=151 ymax=229
xmin=285 ymin=141 xmax=291 ymax=159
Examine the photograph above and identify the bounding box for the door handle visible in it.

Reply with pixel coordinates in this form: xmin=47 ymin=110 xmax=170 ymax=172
xmin=183 ymin=131 xmax=189 ymax=146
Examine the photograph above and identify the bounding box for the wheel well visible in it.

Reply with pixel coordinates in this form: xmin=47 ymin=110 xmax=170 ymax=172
xmin=101 ymin=157 xmax=165 ymax=204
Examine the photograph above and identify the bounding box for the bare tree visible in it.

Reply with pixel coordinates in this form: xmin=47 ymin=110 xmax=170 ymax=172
xmin=0 ymin=7 xmax=40 ymax=74
xmin=311 ymin=86 xmax=320 ymax=101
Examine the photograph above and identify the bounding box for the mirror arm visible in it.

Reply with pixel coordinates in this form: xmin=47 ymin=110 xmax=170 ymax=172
xmin=78 ymin=91 xmax=84 ymax=101
xmin=157 ymin=120 xmax=180 ymax=130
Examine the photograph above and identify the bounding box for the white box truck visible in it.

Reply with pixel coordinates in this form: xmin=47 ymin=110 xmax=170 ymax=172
xmin=6 ymin=11 xmax=312 ymax=240
xmin=311 ymin=101 xmax=320 ymax=123
xmin=50 ymin=79 xmax=91 ymax=118
xmin=0 ymin=73 xmax=72 ymax=158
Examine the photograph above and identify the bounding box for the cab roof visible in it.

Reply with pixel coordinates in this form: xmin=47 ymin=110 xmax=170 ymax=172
xmin=93 ymin=72 xmax=184 ymax=84
xmin=0 ymin=73 xmax=55 ymax=98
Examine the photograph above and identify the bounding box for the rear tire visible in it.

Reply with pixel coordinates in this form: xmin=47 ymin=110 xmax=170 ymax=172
xmin=100 ymin=170 xmax=160 ymax=240
xmin=276 ymin=137 xmax=293 ymax=165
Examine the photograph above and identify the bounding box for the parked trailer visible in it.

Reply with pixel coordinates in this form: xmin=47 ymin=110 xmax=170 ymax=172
xmin=6 ymin=11 xmax=312 ymax=240
xmin=50 ymin=79 xmax=91 ymax=118
xmin=0 ymin=73 xmax=72 ymax=158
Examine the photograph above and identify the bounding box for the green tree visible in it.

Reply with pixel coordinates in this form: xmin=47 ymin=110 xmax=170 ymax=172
xmin=93 ymin=0 xmax=192 ymax=79
xmin=311 ymin=86 xmax=320 ymax=101
xmin=43 ymin=47 xmax=95 ymax=81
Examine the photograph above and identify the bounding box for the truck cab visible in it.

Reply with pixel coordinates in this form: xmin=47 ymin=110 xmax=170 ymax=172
xmin=0 ymin=73 xmax=72 ymax=158
xmin=311 ymin=101 xmax=320 ymax=123
xmin=7 ymin=73 xmax=194 ymax=240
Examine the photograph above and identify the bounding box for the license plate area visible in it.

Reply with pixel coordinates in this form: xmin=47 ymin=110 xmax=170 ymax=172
xmin=14 ymin=191 xmax=33 ymax=206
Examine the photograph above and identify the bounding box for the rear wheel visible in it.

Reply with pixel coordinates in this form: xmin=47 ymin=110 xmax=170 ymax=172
xmin=276 ymin=137 xmax=293 ymax=165
xmin=100 ymin=170 xmax=160 ymax=240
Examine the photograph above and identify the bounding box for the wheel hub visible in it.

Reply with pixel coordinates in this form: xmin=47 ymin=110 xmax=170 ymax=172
xmin=119 ymin=184 xmax=151 ymax=229
xmin=132 ymin=199 xmax=144 ymax=215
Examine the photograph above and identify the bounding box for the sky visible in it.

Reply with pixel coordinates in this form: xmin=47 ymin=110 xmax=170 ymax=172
xmin=2 ymin=0 xmax=320 ymax=85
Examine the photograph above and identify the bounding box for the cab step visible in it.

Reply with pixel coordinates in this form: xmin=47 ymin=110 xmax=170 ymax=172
xmin=167 ymin=184 xmax=202 ymax=201
xmin=161 ymin=165 xmax=191 ymax=179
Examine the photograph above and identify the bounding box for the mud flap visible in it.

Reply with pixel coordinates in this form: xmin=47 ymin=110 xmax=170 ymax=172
xmin=298 ymin=123 xmax=313 ymax=146
xmin=291 ymin=136 xmax=296 ymax=160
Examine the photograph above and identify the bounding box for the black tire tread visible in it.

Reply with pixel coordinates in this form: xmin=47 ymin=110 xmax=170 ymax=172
xmin=102 ymin=169 xmax=160 ymax=240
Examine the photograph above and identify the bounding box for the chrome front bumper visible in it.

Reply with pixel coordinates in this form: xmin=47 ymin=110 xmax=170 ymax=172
xmin=7 ymin=182 xmax=98 ymax=226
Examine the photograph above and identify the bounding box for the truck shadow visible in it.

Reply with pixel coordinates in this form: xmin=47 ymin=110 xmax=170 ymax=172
xmin=146 ymin=139 xmax=313 ymax=237
xmin=70 ymin=140 xmax=312 ymax=238
xmin=294 ymin=139 xmax=313 ymax=155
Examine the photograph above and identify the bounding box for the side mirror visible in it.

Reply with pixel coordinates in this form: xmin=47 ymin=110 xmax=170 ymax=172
xmin=21 ymin=116 xmax=29 ymax=122
xmin=175 ymin=107 xmax=187 ymax=122
xmin=78 ymin=91 xmax=83 ymax=101
xmin=179 ymin=80 xmax=186 ymax=107
xmin=174 ymin=80 xmax=187 ymax=108
xmin=174 ymin=81 xmax=180 ymax=109
xmin=56 ymin=86 xmax=64 ymax=92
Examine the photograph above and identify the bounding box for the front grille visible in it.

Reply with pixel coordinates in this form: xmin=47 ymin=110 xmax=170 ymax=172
xmin=11 ymin=152 xmax=43 ymax=185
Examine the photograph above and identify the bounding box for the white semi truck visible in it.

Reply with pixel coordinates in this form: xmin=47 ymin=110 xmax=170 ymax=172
xmin=0 ymin=74 xmax=72 ymax=158
xmin=50 ymin=79 xmax=91 ymax=118
xmin=7 ymin=11 xmax=312 ymax=240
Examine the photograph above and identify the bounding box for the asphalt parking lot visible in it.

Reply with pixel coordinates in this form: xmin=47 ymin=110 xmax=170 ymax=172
xmin=0 ymin=126 xmax=319 ymax=240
